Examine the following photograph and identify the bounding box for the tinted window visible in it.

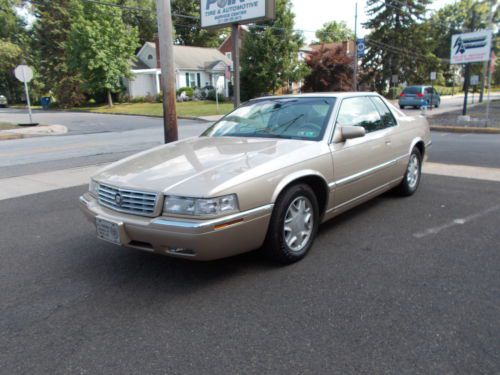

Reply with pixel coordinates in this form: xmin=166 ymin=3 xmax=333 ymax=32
xmin=203 ymin=98 xmax=335 ymax=141
xmin=403 ymin=86 xmax=422 ymax=94
xmin=370 ymin=97 xmax=397 ymax=128
xmin=337 ymin=97 xmax=383 ymax=133
xmin=424 ymin=87 xmax=435 ymax=94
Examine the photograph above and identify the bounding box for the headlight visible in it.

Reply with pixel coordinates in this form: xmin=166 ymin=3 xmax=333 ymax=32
xmin=163 ymin=194 xmax=239 ymax=217
xmin=89 ymin=179 xmax=99 ymax=197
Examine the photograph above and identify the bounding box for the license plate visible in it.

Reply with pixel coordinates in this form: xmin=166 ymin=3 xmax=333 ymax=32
xmin=96 ymin=218 xmax=121 ymax=245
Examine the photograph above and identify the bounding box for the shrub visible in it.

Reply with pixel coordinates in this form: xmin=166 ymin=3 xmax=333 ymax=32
xmin=206 ymin=89 xmax=225 ymax=102
xmin=144 ymin=94 xmax=156 ymax=103
xmin=176 ymin=87 xmax=194 ymax=98
xmin=131 ymin=96 xmax=145 ymax=103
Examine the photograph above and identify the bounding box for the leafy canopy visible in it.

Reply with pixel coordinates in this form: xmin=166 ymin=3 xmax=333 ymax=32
xmin=314 ymin=21 xmax=354 ymax=44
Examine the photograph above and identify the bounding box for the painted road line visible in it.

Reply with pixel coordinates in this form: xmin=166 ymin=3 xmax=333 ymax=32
xmin=423 ymin=162 xmax=500 ymax=183
xmin=0 ymin=164 xmax=108 ymax=201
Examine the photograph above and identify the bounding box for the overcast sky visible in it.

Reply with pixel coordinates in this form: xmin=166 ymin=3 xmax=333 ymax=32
xmin=292 ymin=0 xmax=459 ymax=42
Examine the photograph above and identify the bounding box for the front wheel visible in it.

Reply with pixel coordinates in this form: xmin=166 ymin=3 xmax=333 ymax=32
xmin=397 ymin=147 xmax=422 ymax=196
xmin=263 ymin=184 xmax=319 ymax=264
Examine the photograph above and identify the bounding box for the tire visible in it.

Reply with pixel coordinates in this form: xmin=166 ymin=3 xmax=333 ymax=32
xmin=399 ymin=105 xmax=404 ymax=109
xmin=397 ymin=147 xmax=422 ymax=196
xmin=435 ymin=101 xmax=440 ymax=108
xmin=263 ymin=184 xmax=319 ymax=264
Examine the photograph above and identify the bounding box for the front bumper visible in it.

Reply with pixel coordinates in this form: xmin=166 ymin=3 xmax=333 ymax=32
xmin=79 ymin=193 xmax=273 ymax=261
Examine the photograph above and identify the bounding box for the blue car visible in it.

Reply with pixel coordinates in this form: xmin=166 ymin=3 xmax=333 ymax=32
xmin=399 ymin=85 xmax=440 ymax=109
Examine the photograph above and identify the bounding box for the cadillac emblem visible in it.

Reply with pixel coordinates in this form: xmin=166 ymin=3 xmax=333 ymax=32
xmin=115 ymin=193 xmax=123 ymax=207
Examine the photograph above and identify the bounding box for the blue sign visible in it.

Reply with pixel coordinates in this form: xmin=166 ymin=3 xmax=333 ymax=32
xmin=356 ymin=38 xmax=365 ymax=58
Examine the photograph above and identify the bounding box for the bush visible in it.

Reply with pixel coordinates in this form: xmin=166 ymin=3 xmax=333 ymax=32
xmin=144 ymin=94 xmax=156 ymax=103
xmin=131 ymin=96 xmax=145 ymax=103
xmin=206 ymin=89 xmax=225 ymax=102
xmin=386 ymin=87 xmax=401 ymax=100
xmin=176 ymin=87 xmax=193 ymax=98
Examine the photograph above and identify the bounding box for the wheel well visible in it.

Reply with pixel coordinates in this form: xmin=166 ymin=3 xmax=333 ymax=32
xmin=414 ymin=141 xmax=425 ymax=158
xmin=285 ymin=176 xmax=329 ymax=217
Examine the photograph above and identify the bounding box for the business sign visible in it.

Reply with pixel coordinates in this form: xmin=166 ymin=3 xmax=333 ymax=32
xmin=356 ymin=38 xmax=365 ymax=58
xmin=450 ymin=30 xmax=493 ymax=64
xmin=201 ymin=0 xmax=275 ymax=29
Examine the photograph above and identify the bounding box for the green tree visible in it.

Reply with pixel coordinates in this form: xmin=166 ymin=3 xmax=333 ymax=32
xmin=171 ymin=0 xmax=227 ymax=47
xmin=361 ymin=0 xmax=436 ymax=93
xmin=0 ymin=0 xmax=28 ymax=101
xmin=67 ymin=1 xmax=139 ymax=107
xmin=314 ymin=21 xmax=354 ymax=44
xmin=32 ymin=0 xmax=86 ymax=107
xmin=117 ymin=0 xmax=157 ymax=47
xmin=240 ymin=0 xmax=307 ymax=100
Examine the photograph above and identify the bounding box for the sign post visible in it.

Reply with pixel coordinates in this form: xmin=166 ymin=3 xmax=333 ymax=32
xmin=430 ymin=71 xmax=436 ymax=110
xmin=470 ymin=75 xmax=479 ymax=104
xmin=14 ymin=65 xmax=37 ymax=126
xmin=450 ymin=30 xmax=493 ymax=116
xmin=200 ymin=0 xmax=275 ymax=108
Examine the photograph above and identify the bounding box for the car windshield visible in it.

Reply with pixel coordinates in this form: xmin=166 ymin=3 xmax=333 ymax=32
xmin=202 ymin=97 xmax=336 ymax=141
xmin=403 ymin=86 xmax=422 ymax=94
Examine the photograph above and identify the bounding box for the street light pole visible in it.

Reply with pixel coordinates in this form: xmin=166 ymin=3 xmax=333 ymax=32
xmin=156 ymin=0 xmax=178 ymax=143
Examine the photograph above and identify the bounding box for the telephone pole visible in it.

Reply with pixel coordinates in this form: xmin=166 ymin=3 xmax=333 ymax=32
xmin=352 ymin=2 xmax=358 ymax=91
xmin=231 ymin=24 xmax=241 ymax=108
xmin=156 ymin=0 xmax=178 ymax=143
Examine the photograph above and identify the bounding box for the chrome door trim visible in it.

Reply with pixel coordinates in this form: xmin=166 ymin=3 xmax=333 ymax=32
xmin=328 ymin=154 xmax=408 ymax=191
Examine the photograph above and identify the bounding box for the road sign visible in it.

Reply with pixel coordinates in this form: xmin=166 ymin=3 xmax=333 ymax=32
xmin=391 ymin=75 xmax=398 ymax=84
xmin=430 ymin=71 xmax=436 ymax=81
xmin=450 ymin=30 xmax=493 ymax=64
xmin=470 ymin=75 xmax=479 ymax=85
xmin=14 ymin=65 xmax=33 ymax=83
xmin=201 ymin=0 xmax=275 ymax=29
xmin=356 ymin=38 xmax=365 ymax=58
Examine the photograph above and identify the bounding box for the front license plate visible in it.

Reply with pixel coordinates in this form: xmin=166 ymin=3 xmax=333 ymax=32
xmin=96 ymin=218 xmax=121 ymax=245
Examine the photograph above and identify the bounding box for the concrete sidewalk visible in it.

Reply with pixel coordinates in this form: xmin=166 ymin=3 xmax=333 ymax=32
xmin=1 ymin=162 xmax=500 ymax=201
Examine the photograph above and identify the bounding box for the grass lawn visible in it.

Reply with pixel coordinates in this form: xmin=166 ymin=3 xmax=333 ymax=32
xmin=82 ymin=101 xmax=234 ymax=118
xmin=0 ymin=122 xmax=20 ymax=130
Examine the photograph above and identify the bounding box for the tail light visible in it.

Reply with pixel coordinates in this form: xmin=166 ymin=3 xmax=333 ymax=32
xmin=416 ymin=93 xmax=424 ymax=98
xmin=399 ymin=93 xmax=405 ymax=97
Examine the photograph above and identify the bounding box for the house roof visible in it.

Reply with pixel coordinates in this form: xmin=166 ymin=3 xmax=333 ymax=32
xmin=131 ymin=58 xmax=151 ymax=70
xmin=137 ymin=42 xmax=232 ymax=71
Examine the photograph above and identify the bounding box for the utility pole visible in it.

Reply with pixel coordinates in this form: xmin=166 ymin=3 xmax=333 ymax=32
xmin=156 ymin=0 xmax=178 ymax=143
xmin=485 ymin=0 xmax=496 ymax=125
xmin=231 ymin=24 xmax=240 ymax=108
xmin=352 ymin=2 xmax=358 ymax=91
xmin=479 ymin=0 xmax=495 ymax=102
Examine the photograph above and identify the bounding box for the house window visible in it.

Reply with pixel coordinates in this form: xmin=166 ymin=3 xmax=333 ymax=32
xmin=185 ymin=73 xmax=200 ymax=88
xmin=225 ymin=52 xmax=232 ymax=60
xmin=147 ymin=54 xmax=153 ymax=60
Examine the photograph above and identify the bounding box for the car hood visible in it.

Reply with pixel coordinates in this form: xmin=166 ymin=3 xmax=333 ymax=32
xmin=94 ymin=136 xmax=321 ymax=197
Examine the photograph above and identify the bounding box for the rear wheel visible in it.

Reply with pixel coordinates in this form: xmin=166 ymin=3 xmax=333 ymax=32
xmin=263 ymin=184 xmax=319 ymax=264
xmin=397 ymin=147 xmax=422 ymax=196
xmin=399 ymin=105 xmax=404 ymax=109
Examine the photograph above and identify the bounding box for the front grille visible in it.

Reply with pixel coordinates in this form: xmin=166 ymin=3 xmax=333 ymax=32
xmin=98 ymin=183 xmax=159 ymax=217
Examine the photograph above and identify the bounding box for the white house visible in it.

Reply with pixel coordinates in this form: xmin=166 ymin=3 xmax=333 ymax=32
xmin=124 ymin=42 xmax=233 ymax=98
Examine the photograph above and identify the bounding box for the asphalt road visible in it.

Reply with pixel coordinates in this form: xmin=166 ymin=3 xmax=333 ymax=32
xmin=1 ymin=175 xmax=499 ymax=374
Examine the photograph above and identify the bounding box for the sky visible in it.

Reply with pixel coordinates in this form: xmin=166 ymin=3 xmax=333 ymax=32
xmin=292 ymin=0 xmax=460 ymax=42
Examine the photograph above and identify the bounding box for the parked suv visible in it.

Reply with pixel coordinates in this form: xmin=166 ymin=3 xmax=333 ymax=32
xmin=0 ymin=95 xmax=7 ymax=108
xmin=399 ymin=85 xmax=440 ymax=109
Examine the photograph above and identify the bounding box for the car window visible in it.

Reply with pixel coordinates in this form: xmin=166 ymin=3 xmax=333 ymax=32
xmin=424 ymin=87 xmax=433 ymax=94
xmin=337 ymin=97 xmax=383 ymax=133
xmin=370 ymin=97 xmax=397 ymax=128
xmin=203 ymin=98 xmax=336 ymax=141
xmin=403 ymin=86 xmax=422 ymax=94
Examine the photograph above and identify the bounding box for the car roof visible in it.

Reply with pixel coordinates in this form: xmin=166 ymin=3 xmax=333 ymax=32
xmin=253 ymin=92 xmax=383 ymax=101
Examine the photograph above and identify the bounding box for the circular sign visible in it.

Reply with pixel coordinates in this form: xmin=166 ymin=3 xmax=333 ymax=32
xmin=14 ymin=65 xmax=34 ymax=83
xmin=357 ymin=43 xmax=365 ymax=52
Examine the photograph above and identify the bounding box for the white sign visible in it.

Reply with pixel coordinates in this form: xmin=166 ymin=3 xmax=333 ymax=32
xmin=14 ymin=65 xmax=33 ymax=83
xmin=450 ymin=30 xmax=493 ymax=64
xmin=430 ymin=71 xmax=437 ymax=80
xmin=391 ymin=75 xmax=398 ymax=84
xmin=470 ymin=75 xmax=479 ymax=85
xmin=201 ymin=0 xmax=275 ymax=29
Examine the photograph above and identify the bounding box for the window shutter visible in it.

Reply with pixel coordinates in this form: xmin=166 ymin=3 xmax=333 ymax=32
xmin=185 ymin=73 xmax=189 ymax=87
xmin=197 ymin=73 xmax=201 ymax=88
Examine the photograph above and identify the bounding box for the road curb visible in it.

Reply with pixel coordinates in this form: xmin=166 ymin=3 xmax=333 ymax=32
xmin=430 ymin=125 xmax=500 ymax=134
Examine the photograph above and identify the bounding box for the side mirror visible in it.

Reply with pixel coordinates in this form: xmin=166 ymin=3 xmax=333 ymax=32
xmin=341 ymin=125 xmax=366 ymax=141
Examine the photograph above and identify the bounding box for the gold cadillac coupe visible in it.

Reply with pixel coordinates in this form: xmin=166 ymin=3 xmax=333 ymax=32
xmin=80 ymin=93 xmax=431 ymax=263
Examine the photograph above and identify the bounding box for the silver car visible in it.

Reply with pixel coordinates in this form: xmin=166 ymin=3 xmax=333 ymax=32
xmin=399 ymin=85 xmax=440 ymax=109
xmin=0 ymin=95 xmax=7 ymax=108
xmin=80 ymin=93 xmax=431 ymax=263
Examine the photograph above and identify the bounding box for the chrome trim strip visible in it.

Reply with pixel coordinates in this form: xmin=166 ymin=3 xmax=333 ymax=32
xmin=153 ymin=204 xmax=274 ymax=229
xmin=328 ymin=154 xmax=408 ymax=190
xmin=79 ymin=195 xmax=90 ymax=205
xmin=327 ymin=177 xmax=402 ymax=213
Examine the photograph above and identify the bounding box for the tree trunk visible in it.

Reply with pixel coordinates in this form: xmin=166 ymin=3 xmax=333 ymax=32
xmin=107 ymin=89 xmax=113 ymax=108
